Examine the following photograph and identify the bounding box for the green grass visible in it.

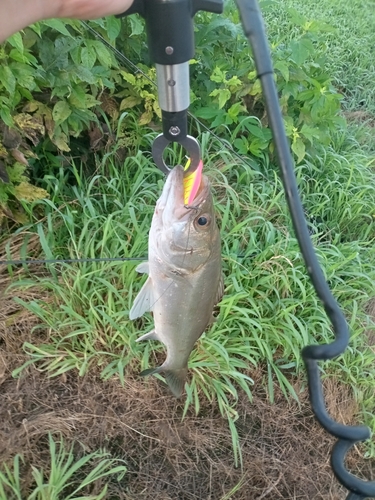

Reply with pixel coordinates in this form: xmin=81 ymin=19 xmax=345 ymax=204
xmin=0 ymin=434 xmax=126 ymax=500
xmin=7 ymin=131 xmax=375 ymax=461
xmin=2 ymin=0 xmax=375 ymax=474
xmin=262 ymin=0 xmax=375 ymax=113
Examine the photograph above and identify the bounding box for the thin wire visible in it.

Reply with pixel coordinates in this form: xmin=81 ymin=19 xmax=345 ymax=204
xmin=0 ymin=257 xmax=146 ymax=266
xmin=81 ymin=21 xmax=260 ymax=173
xmin=0 ymin=253 xmax=256 ymax=267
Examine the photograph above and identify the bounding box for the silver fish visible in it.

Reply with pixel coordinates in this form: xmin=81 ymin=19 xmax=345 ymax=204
xmin=130 ymin=164 xmax=223 ymax=397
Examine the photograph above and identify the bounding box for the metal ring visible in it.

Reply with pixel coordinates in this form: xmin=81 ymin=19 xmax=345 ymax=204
xmin=152 ymin=134 xmax=201 ymax=174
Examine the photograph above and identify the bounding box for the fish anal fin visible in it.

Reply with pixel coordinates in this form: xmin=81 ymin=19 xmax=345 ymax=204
xmin=136 ymin=329 xmax=159 ymax=343
xmin=140 ymin=366 xmax=162 ymax=377
xmin=129 ymin=277 xmax=154 ymax=320
xmin=139 ymin=365 xmax=188 ymax=398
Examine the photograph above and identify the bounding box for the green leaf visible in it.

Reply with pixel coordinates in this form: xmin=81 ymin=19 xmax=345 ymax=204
xmin=70 ymin=46 xmax=81 ymax=66
xmin=84 ymin=95 xmax=100 ymax=109
xmin=194 ymin=107 xmax=220 ymax=120
xmin=9 ymin=62 xmax=36 ymax=90
xmin=92 ymin=41 xmax=113 ymax=68
xmin=7 ymin=162 xmax=28 ymax=183
xmin=291 ymin=137 xmax=306 ymax=163
xmin=51 ymin=130 xmax=70 ymax=151
xmin=81 ymin=45 xmax=97 ymax=70
xmin=274 ymin=61 xmax=290 ymax=83
xmin=129 ymin=15 xmax=144 ymax=36
xmin=52 ymin=101 xmax=72 ymax=123
xmin=68 ymin=86 xmax=87 ymax=109
xmin=287 ymin=7 xmax=307 ymax=27
xmin=227 ymin=102 xmax=245 ymax=122
xmin=120 ymin=96 xmax=142 ymax=110
xmin=106 ymin=16 xmax=122 ymax=41
xmin=244 ymin=123 xmax=267 ymax=140
xmin=210 ymin=67 xmax=226 ymax=83
xmin=219 ymin=89 xmax=231 ymax=109
xmin=0 ymin=66 xmax=16 ymax=94
xmin=210 ymin=88 xmax=231 ymax=109
xmin=30 ymin=22 xmax=42 ymax=37
xmin=120 ymin=71 xmax=136 ymax=85
xmin=300 ymin=124 xmax=320 ymax=144
xmin=290 ymin=38 xmax=314 ymax=66
xmin=233 ymin=137 xmax=249 ymax=155
xmin=73 ymin=65 xmax=97 ymax=84
xmin=7 ymin=33 xmax=24 ymax=53
xmin=0 ymin=107 xmax=13 ymax=127
xmin=41 ymin=19 xmax=72 ymax=37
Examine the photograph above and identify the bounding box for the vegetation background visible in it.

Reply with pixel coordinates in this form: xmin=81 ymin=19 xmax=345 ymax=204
xmin=0 ymin=0 xmax=374 ymax=498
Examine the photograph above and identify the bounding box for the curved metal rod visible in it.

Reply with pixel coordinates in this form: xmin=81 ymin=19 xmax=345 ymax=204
xmin=152 ymin=133 xmax=201 ymax=174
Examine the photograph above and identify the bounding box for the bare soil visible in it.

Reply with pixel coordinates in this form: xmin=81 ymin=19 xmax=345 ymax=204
xmin=1 ymin=237 xmax=374 ymax=499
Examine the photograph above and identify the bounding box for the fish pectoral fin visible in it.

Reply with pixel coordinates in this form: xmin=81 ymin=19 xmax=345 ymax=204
xmin=136 ymin=329 xmax=159 ymax=342
xmin=140 ymin=365 xmax=188 ymax=398
xmin=129 ymin=277 xmax=155 ymax=320
xmin=135 ymin=262 xmax=149 ymax=274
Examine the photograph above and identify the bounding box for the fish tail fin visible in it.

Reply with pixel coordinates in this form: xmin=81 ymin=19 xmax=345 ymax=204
xmin=140 ymin=365 xmax=188 ymax=398
xmin=164 ymin=367 xmax=188 ymax=398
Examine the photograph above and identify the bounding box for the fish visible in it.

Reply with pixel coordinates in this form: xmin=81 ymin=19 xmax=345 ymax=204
xmin=129 ymin=164 xmax=223 ymax=398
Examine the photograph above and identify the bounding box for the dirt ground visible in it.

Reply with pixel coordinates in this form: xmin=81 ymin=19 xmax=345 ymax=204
xmin=1 ymin=239 xmax=374 ymax=499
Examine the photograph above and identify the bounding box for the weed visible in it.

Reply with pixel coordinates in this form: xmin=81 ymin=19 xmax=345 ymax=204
xmin=7 ymin=139 xmax=375 ymax=461
xmin=0 ymin=433 xmax=126 ymax=500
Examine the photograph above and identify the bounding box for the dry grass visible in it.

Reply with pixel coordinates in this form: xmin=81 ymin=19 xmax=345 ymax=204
xmin=1 ymin=364 xmax=351 ymax=500
xmin=1 ymin=235 xmax=374 ymax=499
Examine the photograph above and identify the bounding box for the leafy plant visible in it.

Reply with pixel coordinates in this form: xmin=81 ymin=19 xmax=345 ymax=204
xmin=0 ymin=160 xmax=48 ymax=226
xmin=192 ymin=9 xmax=344 ymax=164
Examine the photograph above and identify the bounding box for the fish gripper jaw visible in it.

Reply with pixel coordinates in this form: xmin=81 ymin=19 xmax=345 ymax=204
xmin=152 ymin=110 xmax=201 ymax=174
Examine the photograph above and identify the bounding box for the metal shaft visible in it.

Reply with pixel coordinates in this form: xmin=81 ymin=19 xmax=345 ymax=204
xmin=156 ymin=63 xmax=190 ymax=112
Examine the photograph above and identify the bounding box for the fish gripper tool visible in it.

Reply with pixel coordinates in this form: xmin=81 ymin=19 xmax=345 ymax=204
xmin=118 ymin=0 xmax=224 ymax=174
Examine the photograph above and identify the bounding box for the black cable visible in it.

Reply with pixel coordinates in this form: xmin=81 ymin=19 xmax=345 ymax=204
xmin=234 ymin=0 xmax=375 ymax=498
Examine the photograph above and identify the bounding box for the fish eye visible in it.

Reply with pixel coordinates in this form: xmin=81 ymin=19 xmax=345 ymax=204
xmin=194 ymin=214 xmax=211 ymax=230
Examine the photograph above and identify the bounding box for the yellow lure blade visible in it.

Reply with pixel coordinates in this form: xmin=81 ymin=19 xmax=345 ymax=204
xmin=183 ymin=159 xmax=203 ymax=205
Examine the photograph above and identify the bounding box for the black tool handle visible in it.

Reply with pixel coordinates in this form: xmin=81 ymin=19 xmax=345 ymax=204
xmin=117 ymin=0 xmax=223 ymax=64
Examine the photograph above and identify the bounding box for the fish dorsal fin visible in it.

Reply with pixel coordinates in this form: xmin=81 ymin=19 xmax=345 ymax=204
xmin=135 ymin=262 xmax=149 ymax=274
xmin=215 ymin=272 xmax=225 ymax=305
xmin=129 ymin=277 xmax=154 ymax=320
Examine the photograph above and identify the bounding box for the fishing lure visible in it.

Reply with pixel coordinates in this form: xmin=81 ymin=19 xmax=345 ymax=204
xmin=183 ymin=158 xmax=203 ymax=206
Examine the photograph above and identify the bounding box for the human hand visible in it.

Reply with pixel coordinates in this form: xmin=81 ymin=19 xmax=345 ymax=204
xmin=0 ymin=0 xmax=134 ymax=44
xmin=54 ymin=0 xmax=134 ymax=20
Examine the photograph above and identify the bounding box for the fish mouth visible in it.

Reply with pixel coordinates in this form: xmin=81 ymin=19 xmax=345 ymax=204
xmin=158 ymin=165 xmax=210 ymax=225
